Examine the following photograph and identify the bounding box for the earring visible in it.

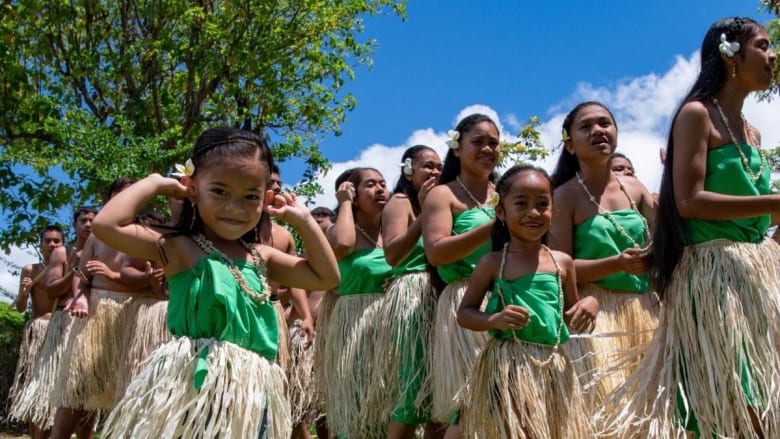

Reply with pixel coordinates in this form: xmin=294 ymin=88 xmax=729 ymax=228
xmin=189 ymin=204 xmax=198 ymax=230
xmin=732 ymin=64 xmax=736 ymax=78
xmin=254 ymin=226 xmax=260 ymax=242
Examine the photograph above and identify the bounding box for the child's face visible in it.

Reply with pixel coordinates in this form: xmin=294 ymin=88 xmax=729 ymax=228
xmin=407 ymin=149 xmax=442 ymax=189
xmin=497 ymin=171 xmax=552 ymax=243
xmin=455 ymin=121 xmax=500 ymax=174
xmin=189 ymin=159 xmax=267 ymax=241
xmin=610 ymin=157 xmax=635 ymax=177
xmin=565 ymin=105 xmax=616 ymax=163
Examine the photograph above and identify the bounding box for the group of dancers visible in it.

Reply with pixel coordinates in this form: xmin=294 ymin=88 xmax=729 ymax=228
xmin=6 ymin=16 xmax=780 ymax=438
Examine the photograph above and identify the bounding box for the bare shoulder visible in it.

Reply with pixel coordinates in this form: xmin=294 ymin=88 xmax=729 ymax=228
xmin=550 ymin=249 xmax=573 ymax=267
xmin=21 ymin=264 xmax=34 ymax=276
xmin=676 ymin=100 xmax=712 ymax=126
xmin=424 ymin=184 xmax=455 ymax=211
xmin=553 ymin=180 xmax=577 ymax=209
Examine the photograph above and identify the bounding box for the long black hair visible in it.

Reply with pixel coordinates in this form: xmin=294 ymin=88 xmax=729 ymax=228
xmin=393 ymin=145 xmax=436 ymax=215
xmin=172 ymin=127 xmax=275 ymax=243
xmin=490 ymin=165 xmax=553 ymax=251
xmin=439 ymin=114 xmax=499 ymax=185
xmin=551 ymin=101 xmax=617 ymax=188
xmin=651 ymin=17 xmax=761 ymax=298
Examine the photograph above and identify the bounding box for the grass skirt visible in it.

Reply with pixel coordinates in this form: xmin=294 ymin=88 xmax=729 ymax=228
xmin=370 ymin=271 xmax=436 ymax=424
xmin=10 ymin=310 xmax=73 ymax=428
xmin=599 ymin=239 xmax=780 ymax=438
xmin=463 ymin=339 xmax=591 ymax=438
xmin=115 ymin=297 xmax=171 ymax=401
xmin=312 ymin=289 xmax=338 ymax=409
xmin=564 ymin=283 xmax=659 ymax=408
xmin=102 ymin=337 xmax=291 ymax=438
xmin=288 ymin=319 xmax=315 ymax=425
xmin=7 ymin=318 xmax=49 ymax=420
xmin=431 ymin=279 xmax=489 ymax=423
xmin=273 ymin=300 xmax=291 ymax=377
xmin=53 ymin=290 xmax=132 ymax=411
xmin=324 ymin=292 xmax=386 ymax=438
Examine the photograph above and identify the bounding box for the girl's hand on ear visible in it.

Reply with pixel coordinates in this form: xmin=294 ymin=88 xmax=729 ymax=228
xmin=156 ymin=174 xmax=193 ymax=200
xmin=264 ymin=191 xmax=310 ymax=226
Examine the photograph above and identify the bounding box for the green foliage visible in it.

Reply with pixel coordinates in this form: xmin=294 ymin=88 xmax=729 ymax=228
xmin=499 ymin=116 xmax=550 ymax=167
xmin=761 ymin=2 xmax=780 ymax=189
xmin=0 ymin=0 xmax=406 ymax=249
xmin=0 ymin=304 xmax=25 ymax=424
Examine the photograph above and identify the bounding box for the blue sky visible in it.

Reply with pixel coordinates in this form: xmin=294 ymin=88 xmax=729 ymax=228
xmin=3 ymin=1 xmax=779 ymax=296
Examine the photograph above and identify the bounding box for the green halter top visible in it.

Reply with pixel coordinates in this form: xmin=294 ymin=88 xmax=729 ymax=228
xmin=486 ymin=272 xmax=569 ymax=345
xmin=573 ymin=209 xmax=650 ymax=292
xmin=392 ymin=238 xmax=427 ymax=276
xmin=167 ymin=252 xmax=279 ymax=388
xmin=337 ymin=247 xmax=393 ymax=296
xmin=686 ymin=143 xmax=770 ymax=244
xmin=437 ymin=208 xmax=495 ymax=283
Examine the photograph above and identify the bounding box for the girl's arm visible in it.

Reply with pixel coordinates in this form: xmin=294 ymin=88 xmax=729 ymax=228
xmin=326 ymin=182 xmax=357 ymax=260
xmin=457 ymin=254 xmax=529 ymax=331
xmin=422 ymin=185 xmax=493 ymax=267
xmin=550 ymin=187 xmax=646 ymax=282
xmin=92 ymin=174 xmax=191 ymax=270
xmin=674 ymin=101 xmax=780 ymax=220
xmin=559 ymin=252 xmax=597 ymax=333
xmin=264 ymin=192 xmax=340 ymax=291
xmin=382 ymin=195 xmax=420 ymax=267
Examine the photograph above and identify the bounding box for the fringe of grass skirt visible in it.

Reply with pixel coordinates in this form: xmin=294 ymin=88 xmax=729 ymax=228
xmin=7 ymin=318 xmax=49 ymax=420
xmin=288 ymin=319 xmax=315 ymax=425
xmin=312 ymin=289 xmax=338 ymax=410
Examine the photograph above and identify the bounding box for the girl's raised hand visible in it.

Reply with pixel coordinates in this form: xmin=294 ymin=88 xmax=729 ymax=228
xmin=264 ymin=191 xmax=309 ymax=225
xmin=154 ymin=174 xmax=193 ymax=200
xmin=417 ymin=176 xmax=437 ymax=208
xmin=489 ymin=304 xmax=530 ymax=331
xmin=336 ymin=181 xmax=355 ymax=204
xmin=565 ymin=296 xmax=598 ymax=334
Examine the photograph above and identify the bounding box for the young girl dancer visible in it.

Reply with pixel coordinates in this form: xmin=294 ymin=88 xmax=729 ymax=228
xmin=373 ymin=145 xmax=443 ymax=438
xmin=457 ymin=165 xmax=596 ymax=439
xmin=323 ymin=167 xmax=393 ymax=438
xmin=421 ymin=113 xmax=498 ymax=424
xmin=92 ymin=127 xmax=340 ymax=438
xmin=550 ymin=102 xmax=658 ymax=405
xmin=602 ymin=17 xmax=780 ymax=438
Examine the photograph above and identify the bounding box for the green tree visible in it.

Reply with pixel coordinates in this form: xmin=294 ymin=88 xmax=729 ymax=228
xmin=499 ymin=116 xmax=549 ymax=167
xmin=0 ymin=0 xmax=405 ymax=249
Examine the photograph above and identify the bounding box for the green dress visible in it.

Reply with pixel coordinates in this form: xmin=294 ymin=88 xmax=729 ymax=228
xmin=437 ymin=208 xmax=495 ymax=283
xmin=573 ymin=209 xmax=650 ymax=292
xmin=336 ymin=247 xmax=392 ymax=295
xmin=168 ymin=252 xmax=279 ymax=388
xmin=487 ymin=272 xmax=568 ymax=345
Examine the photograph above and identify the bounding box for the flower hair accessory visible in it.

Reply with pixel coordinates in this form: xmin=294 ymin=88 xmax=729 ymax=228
xmin=446 ymin=130 xmax=460 ymax=150
xmin=561 ymin=128 xmax=570 ymax=141
xmin=719 ymin=33 xmax=740 ymax=58
xmin=487 ymin=192 xmax=500 ymax=208
xmin=171 ymin=158 xmax=195 ymax=178
xmin=401 ymin=157 xmax=413 ymax=176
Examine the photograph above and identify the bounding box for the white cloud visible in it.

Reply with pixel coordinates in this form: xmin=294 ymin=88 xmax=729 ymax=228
xmin=307 ymin=50 xmax=780 ymax=206
xmin=0 ymin=245 xmax=39 ymax=303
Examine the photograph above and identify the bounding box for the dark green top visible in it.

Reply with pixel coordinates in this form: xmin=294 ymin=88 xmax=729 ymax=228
xmin=573 ymin=209 xmax=650 ymax=293
xmin=686 ymin=143 xmax=771 ymax=244
xmin=486 ymin=272 xmax=569 ymax=345
xmin=337 ymin=247 xmax=393 ymax=295
xmin=167 ymin=252 xmax=279 ymax=389
xmin=391 ymin=237 xmax=427 ymax=276
xmin=437 ymin=208 xmax=495 ymax=283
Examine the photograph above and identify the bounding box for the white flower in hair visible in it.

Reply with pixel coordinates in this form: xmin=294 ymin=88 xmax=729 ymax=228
xmin=401 ymin=157 xmax=413 ymax=176
xmin=446 ymin=130 xmax=460 ymax=150
xmin=171 ymin=158 xmax=195 ymax=178
xmin=487 ymin=192 xmax=500 ymax=208
xmin=719 ymin=33 xmax=740 ymax=58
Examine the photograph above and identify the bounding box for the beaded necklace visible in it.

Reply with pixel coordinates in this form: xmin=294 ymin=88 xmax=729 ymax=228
xmin=495 ymin=243 xmax=564 ymax=367
xmin=712 ymin=97 xmax=766 ymax=182
xmin=575 ymin=172 xmax=652 ymax=250
xmin=355 ymin=223 xmax=381 ymax=248
xmin=456 ymin=176 xmax=494 ymax=213
xmin=192 ymin=233 xmax=271 ymax=304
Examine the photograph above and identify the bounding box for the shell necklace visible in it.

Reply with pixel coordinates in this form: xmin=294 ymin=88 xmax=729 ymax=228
xmin=355 ymin=223 xmax=381 ymax=248
xmin=192 ymin=233 xmax=271 ymax=304
xmin=576 ymin=172 xmax=652 ymax=250
xmin=456 ymin=176 xmax=495 ymax=213
xmin=496 ymin=243 xmax=564 ymax=367
xmin=712 ymin=97 xmax=766 ymax=182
